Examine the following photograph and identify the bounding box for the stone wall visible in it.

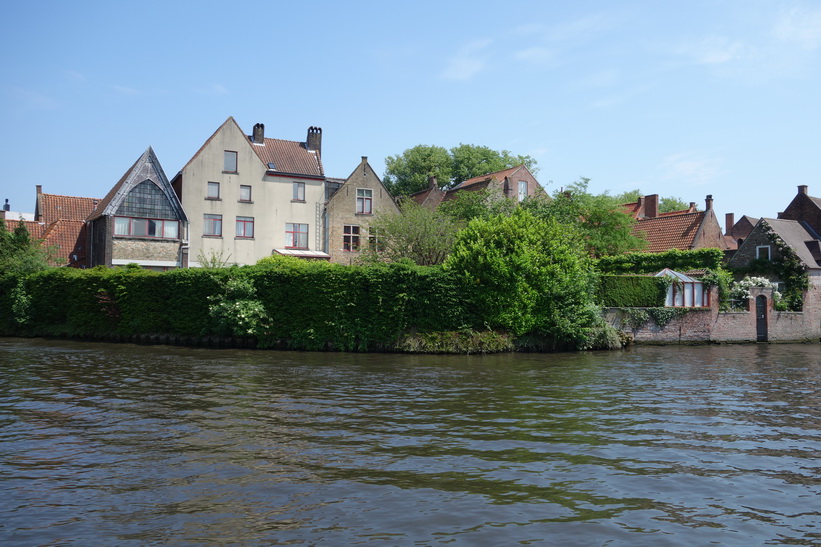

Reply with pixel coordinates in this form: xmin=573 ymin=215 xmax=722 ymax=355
xmin=113 ymin=238 xmax=181 ymax=262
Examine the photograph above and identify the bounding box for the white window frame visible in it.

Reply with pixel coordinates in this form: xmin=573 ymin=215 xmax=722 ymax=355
xmin=356 ymin=188 xmax=373 ymax=214
xmin=224 ymin=150 xmax=237 ymax=173
xmin=756 ymin=245 xmax=771 ymax=260
xmin=343 ymin=225 xmax=360 ymax=251
xmin=518 ymin=180 xmax=527 ymax=202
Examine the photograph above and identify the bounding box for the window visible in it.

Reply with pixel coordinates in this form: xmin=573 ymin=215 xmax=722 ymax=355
xmin=356 ymin=188 xmax=373 ymax=214
xmin=239 ymin=185 xmax=252 ymax=202
xmin=293 ymin=182 xmax=305 ymax=202
xmin=286 ymin=223 xmax=308 ymax=248
xmin=756 ymin=245 xmax=771 ymax=260
xmin=224 ymin=150 xmax=237 ymax=172
xmin=236 ymin=216 xmax=254 ymax=238
xmin=114 ymin=217 xmax=179 ymax=238
xmin=207 ymin=181 xmax=220 ymax=199
xmin=204 ymin=214 xmax=222 ymax=237
xmin=518 ymin=180 xmax=527 ymax=202
xmin=368 ymin=226 xmax=384 ymax=252
xmin=343 ymin=225 xmax=360 ymax=251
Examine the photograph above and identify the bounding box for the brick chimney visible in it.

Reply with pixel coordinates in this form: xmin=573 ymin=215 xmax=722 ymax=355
xmin=705 ymin=194 xmax=713 ymax=210
xmin=307 ymin=126 xmax=322 ymax=156
xmin=725 ymin=213 xmax=735 ymax=235
xmin=35 ymin=184 xmax=43 ymax=222
xmin=252 ymin=123 xmax=264 ymax=144
xmin=645 ymin=194 xmax=659 ymax=218
xmin=798 ymin=185 xmax=808 ymax=195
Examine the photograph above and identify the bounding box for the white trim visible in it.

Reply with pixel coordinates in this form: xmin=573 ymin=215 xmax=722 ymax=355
xmin=756 ymin=245 xmax=771 ymax=260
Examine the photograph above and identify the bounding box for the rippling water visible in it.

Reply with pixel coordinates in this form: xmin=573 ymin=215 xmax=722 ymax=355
xmin=1 ymin=338 xmax=819 ymax=545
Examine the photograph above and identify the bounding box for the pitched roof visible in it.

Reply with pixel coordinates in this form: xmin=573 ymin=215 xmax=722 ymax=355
xmin=87 ymin=147 xmax=185 ymax=222
xmin=38 ymin=193 xmax=99 ymax=223
xmin=252 ymin=138 xmax=324 ymax=178
xmin=633 ymin=211 xmax=706 ymax=252
xmin=4 ymin=218 xmax=45 ymax=239
xmin=42 ymin=219 xmax=88 ymax=266
xmin=762 ymin=217 xmax=821 ymax=269
xmin=451 ymin=165 xmax=525 ymax=191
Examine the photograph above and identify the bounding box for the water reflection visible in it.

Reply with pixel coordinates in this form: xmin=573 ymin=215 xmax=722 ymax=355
xmin=1 ymin=339 xmax=820 ymax=545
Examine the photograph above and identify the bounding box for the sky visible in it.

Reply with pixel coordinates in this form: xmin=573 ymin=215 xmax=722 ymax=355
xmin=2 ymin=0 xmax=821 ymax=230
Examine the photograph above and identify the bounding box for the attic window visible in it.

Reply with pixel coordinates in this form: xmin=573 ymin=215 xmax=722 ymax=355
xmin=756 ymin=245 xmax=771 ymax=260
xmin=267 ymin=162 xmax=276 ymax=170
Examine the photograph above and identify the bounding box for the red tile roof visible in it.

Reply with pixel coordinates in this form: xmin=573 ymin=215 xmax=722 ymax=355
xmin=4 ymin=219 xmax=45 ymax=239
xmin=42 ymin=220 xmax=88 ymax=266
xmin=39 ymin=193 xmax=99 ymax=222
xmin=252 ymin=138 xmax=324 ymax=178
xmin=452 ymin=165 xmax=523 ymax=190
xmin=633 ymin=211 xmax=705 ymax=252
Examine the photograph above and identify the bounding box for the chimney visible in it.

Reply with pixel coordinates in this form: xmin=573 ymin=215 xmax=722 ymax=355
xmin=428 ymin=175 xmax=438 ymax=189
xmin=3 ymin=198 xmax=9 ymax=212
xmin=361 ymin=156 xmax=368 ymax=176
xmin=725 ymin=213 xmax=735 ymax=235
xmin=645 ymin=194 xmax=659 ymax=218
xmin=689 ymin=202 xmax=696 ymax=211
xmin=252 ymin=123 xmax=264 ymax=143
xmin=636 ymin=196 xmax=645 ymax=217
xmin=705 ymin=194 xmax=713 ymax=210
xmin=306 ymin=126 xmax=322 ymax=156
xmin=798 ymin=185 xmax=808 ymax=195
xmin=35 ymin=184 xmax=43 ymax=222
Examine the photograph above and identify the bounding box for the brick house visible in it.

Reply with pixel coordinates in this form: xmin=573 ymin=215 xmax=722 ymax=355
xmin=410 ymin=164 xmax=544 ymax=209
xmin=324 ymin=156 xmax=400 ymax=264
xmin=171 ymin=117 xmax=329 ymax=265
xmin=2 ymin=186 xmax=99 ymax=267
xmin=621 ymin=194 xmax=729 ymax=252
xmin=86 ymin=147 xmax=187 ymax=270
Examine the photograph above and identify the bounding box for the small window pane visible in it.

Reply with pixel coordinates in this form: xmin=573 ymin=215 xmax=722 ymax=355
xmin=207 ymin=182 xmax=220 ymax=199
xmin=204 ymin=214 xmax=222 ymax=236
xmin=240 ymin=185 xmax=252 ymax=201
xmin=293 ymin=182 xmax=305 ymax=201
xmin=224 ymin=151 xmax=237 ymax=172
xmin=132 ymin=218 xmax=148 ymax=237
xmin=114 ymin=217 xmax=129 ymax=235
xmin=163 ymin=221 xmax=179 ymax=238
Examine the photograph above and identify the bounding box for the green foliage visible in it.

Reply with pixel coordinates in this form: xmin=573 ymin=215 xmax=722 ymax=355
xmin=727 ymin=220 xmax=808 ymax=312
xmin=208 ymin=277 xmax=271 ymax=339
xmin=524 ymin=178 xmax=646 ymax=257
xmin=438 ymin=188 xmax=518 ymax=224
xmin=659 ymin=196 xmax=691 ymax=213
xmin=0 ymin=218 xmax=53 ymax=275
xmin=700 ymin=268 xmax=733 ymax=310
xmin=395 ymin=329 xmax=514 ymax=354
xmin=196 ymin=248 xmax=233 ymax=268
xmin=444 ymin=208 xmax=599 ymax=348
xmin=597 ymin=275 xmax=669 ymax=307
xmin=619 ymin=307 xmax=690 ymax=329
xmin=383 ymin=143 xmax=537 ymax=196
xmin=363 ymin=199 xmax=460 ymax=265
xmin=597 ymin=248 xmax=724 ymax=275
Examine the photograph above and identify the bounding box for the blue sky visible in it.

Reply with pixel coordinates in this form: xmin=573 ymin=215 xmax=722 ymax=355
xmin=2 ymin=0 xmax=821 ymax=229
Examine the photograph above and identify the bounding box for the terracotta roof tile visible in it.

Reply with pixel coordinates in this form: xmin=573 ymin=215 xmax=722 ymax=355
xmin=452 ymin=165 xmax=523 ymax=190
xmin=633 ymin=211 xmax=705 ymax=252
xmin=42 ymin=220 xmax=88 ymax=266
xmin=4 ymin=219 xmax=45 ymax=239
xmin=40 ymin=193 xmax=99 ymax=223
xmin=252 ymin=137 xmax=323 ymax=178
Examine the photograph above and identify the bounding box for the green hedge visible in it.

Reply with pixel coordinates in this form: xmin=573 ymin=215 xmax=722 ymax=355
xmin=0 ymin=261 xmax=475 ymax=351
xmin=597 ymin=275 xmax=668 ymax=307
xmin=596 ymin=248 xmax=723 ymax=275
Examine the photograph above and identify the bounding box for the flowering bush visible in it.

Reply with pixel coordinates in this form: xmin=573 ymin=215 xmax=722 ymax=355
xmin=208 ymin=277 xmax=271 ymax=338
xmin=729 ymin=276 xmax=781 ymax=308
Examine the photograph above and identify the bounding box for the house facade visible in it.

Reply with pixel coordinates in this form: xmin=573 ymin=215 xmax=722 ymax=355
xmin=622 ymin=194 xmax=728 ymax=252
xmin=410 ymin=164 xmax=544 ymax=209
xmin=324 ymin=156 xmax=400 ymax=264
xmin=171 ymin=118 xmax=328 ymax=266
xmin=86 ymin=148 xmax=187 ymax=270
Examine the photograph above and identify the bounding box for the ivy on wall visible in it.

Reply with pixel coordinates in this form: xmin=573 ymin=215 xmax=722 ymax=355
xmin=597 ymin=275 xmax=669 ymax=307
xmin=597 ymin=248 xmax=723 ymax=275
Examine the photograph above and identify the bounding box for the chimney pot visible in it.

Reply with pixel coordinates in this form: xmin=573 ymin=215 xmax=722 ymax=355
xmin=798 ymin=185 xmax=808 ymax=195
xmin=428 ymin=175 xmax=438 ymax=189
xmin=706 ymin=195 xmax=713 ymax=210
xmin=3 ymin=198 xmax=9 ymax=212
xmin=306 ymin=126 xmax=322 ymax=156
xmin=252 ymin=123 xmax=264 ymax=143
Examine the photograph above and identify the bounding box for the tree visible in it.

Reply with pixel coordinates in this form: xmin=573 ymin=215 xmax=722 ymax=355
xmin=438 ymin=188 xmax=517 ymax=224
xmin=362 ymin=200 xmax=460 ymax=266
xmin=0 ymin=218 xmax=52 ymax=276
xmin=524 ymin=178 xmax=646 ymax=258
xmin=444 ymin=208 xmax=599 ymax=347
xmin=659 ymin=196 xmax=691 ymax=213
xmin=383 ymin=144 xmax=538 ymax=196
xmin=383 ymin=145 xmax=452 ymax=197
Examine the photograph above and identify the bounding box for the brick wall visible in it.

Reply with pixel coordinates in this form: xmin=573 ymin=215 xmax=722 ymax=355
xmin=606 ymin=279 xmax=821 ymax=343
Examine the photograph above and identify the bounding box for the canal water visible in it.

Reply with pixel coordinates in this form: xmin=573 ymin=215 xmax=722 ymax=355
xmin=1 ymin=338 xmax=819 ymax=545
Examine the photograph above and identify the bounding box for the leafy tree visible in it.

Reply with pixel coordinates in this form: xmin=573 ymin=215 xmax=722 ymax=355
xmin=659 ymin=196 xmax=691 ymax=213
xmin=0 ymin=218 xmax=52 ymax=276
xmin=383 ymin=145 xmax=451 ymax=197
xmin=383 ymin=144 xmax=538 ymax=196
xmin=438 ymin=188 xmax=517 ymax=224
xmin=524 ymin=178 xmax=646 ymax=258
xmin=361 ymin=200 xmax=460 ymax=266
xmin=444 ymin=208 xmax=599 ymax=347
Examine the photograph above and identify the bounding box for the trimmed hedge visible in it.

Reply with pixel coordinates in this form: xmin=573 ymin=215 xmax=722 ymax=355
xmin=0 ymin=262 xmax=475 ymax=351
xmin=597 ymin=248 xmax=723 ymax=275
xmin=597 ymin=275 xmax=668 ymax=307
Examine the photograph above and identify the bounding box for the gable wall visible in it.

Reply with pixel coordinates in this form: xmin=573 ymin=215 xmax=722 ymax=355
xmin=694 ymin=209 xmax=728 ymax=249
xmin=180 ymin=122 xmax=324 ymax=266
xmin=779 ymin=194 xmax=821 ymax=235
xmin=727 ymin=223 xmax=786 ymax=273
xmin=326 ymin=162 xmax=399 ymax=264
